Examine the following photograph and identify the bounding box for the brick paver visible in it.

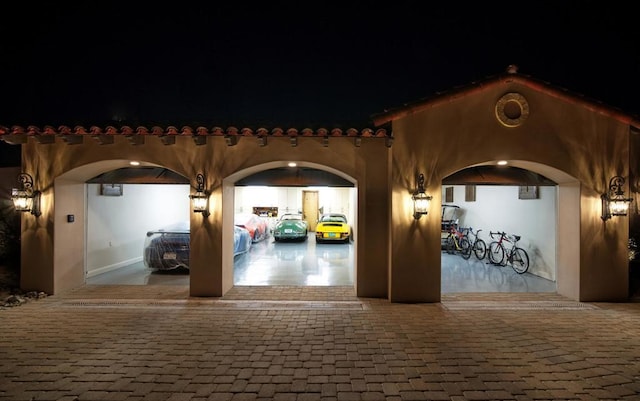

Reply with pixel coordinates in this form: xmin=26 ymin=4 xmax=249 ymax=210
xmin=1 ymin=286 xmax=639 ymax=400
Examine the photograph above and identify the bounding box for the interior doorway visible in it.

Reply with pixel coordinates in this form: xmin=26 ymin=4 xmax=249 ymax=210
xmin=302 ymin=190 xmax=319 ymax=231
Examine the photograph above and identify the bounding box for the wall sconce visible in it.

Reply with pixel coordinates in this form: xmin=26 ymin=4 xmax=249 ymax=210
xmin=412 ymin=173 xmax=432 ymax=220
xmin=601 ymin=175 xmax=633 ymax=221
xmin=189 ymin=173 xmax=210 ymax=217
xmin=11 ymin=173 xmax=41 ymax=217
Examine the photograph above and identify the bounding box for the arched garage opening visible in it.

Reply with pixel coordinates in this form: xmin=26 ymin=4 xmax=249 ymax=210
xmin=221 ymin=161 xmax=357 ymax=291
xmin=84 ymin=166 xmax=190 ymax=285
xmin=53 ymin=159 xmax=190 ymax=293
xmin=55 ymin=160 xmax=359 ymax=295
xmin=440 ymin=160 xmax=580 ymax=298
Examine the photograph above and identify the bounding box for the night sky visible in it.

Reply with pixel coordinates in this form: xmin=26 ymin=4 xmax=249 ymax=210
xmin=1 ymin=2 xmax=639 ymax=165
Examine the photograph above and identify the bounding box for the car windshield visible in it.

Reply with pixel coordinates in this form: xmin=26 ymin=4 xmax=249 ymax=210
xmin=321 ymin=215 xmax=346 ymax=223
xmin=235 ymin=213 xmax=257 ymax=225
xmin=146 ymin=221 xmax=189 ymax=236
xmin=281 ymin=215 xmax=302 ymax=221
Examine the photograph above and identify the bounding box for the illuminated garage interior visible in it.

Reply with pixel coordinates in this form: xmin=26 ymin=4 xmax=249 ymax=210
xmin=84 ymin=163 xmax=557 ymax=293
xmin=84 ymin=165 xmax=356 ymax=287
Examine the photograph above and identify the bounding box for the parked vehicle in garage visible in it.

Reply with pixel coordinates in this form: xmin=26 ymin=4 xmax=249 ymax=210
xmin=143 ymin=222 xmax=252 ymax=271
xmin=235 ymin=213 xmax=270 ymax=242
xmin=233 ymin=225 xmax=253 ymax=256
xmin=441 ymin=204 xmax=461 ymax=248
xmin=315 ymin=213 xmax=351 ymax=243
xmin=273 ymin=213 xmax=309 ymax=242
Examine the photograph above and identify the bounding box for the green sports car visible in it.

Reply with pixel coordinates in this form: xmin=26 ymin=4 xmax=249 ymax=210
xmin=273 ymin=214 xmax=309 ymax=242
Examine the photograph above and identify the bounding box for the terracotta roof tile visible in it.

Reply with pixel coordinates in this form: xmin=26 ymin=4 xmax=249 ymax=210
xmin=0 ymin=124 xmax=391 ymax=147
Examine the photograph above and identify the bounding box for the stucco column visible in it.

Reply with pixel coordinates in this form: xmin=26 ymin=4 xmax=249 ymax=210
xmin=354 ymin=141 xmax=390 ymax=298
xmin=189 ymin=184 xmax=224 ymax=297
xmin=389 ymin=175 xmax=441 ymax=303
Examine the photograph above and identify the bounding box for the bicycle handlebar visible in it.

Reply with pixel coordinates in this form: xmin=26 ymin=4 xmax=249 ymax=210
xmin=489 ymin=231 xmax=521 ymax=243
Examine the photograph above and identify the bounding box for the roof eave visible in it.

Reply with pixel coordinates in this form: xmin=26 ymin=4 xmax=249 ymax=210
xmin=371 ymin=73 xmax=640 ymax=130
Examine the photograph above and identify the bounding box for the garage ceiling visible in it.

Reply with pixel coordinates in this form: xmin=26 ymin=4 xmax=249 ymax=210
xmin=87 ymin=165 xmax=555 ymax=186
xmin=236 ymin=168 xmax=354 ymax=187
xmin=87 ymin=167 xmax=189 ymax=184
xmin=443 ymin=166 xmax=556 ymax=186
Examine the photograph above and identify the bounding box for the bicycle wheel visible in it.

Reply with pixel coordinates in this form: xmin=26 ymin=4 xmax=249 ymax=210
xmin=488 ymin=242 xmax=504 ymax=265
xmin=510 ymin=247 xmax=530 ymax=274
xmin=473 ymin=239 xmax=487 ymax=260
xmin=445 ymin=236 xmax=456 ymax=255
xmin=459 ymin=237 xmax=471 ymax=258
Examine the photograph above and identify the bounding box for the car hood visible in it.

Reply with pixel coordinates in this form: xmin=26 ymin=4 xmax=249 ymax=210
xmin=146 ymin=221 xmax=189 ymax=237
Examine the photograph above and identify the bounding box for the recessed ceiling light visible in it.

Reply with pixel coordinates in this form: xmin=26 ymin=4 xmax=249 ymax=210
xmin=129 ymin=161 xmax=140 ymax=166
xmin=288 ymin=162 xmax=297 ymax=167
xmin=497 ymin=160 xmax=508 ymax=166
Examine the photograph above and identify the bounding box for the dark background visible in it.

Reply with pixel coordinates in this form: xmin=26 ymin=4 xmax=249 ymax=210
xmin=1 ymin=2 xmax=639 ymax=166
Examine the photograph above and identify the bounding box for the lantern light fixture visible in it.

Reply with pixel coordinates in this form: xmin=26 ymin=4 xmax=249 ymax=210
xmin=190 ymin=173 xmax=210 ymax=217
xmin=11 ymin=173 xmax=41 ymax=217
xmin=412 ymin=173 xmax=432 ymax=220
xmin=601 ymin=175 xmax=633 ymax=221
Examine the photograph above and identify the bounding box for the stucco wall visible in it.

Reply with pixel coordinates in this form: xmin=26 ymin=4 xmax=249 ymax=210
xmin=389 ymin=80 xmax=631 ymax=302
xmin=19 ymin=134 xmax=390 ymax=298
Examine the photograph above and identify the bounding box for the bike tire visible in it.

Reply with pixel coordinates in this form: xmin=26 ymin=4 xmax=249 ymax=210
xmin=488 ymin=242 xmax=504 ymax=265
xmin=445 ymin=236 xmax=456 ymax=255
xmin=459 ymin=237 xmax=471 ymax=258
xmin=510 ymin=247 xmax=530 ymax=274
xmin=473 ymin=239 xmax=487 ymax=260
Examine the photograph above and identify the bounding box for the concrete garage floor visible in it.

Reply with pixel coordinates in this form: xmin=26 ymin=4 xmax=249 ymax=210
xmin=87 ymin=233 xmax=556 ymax=293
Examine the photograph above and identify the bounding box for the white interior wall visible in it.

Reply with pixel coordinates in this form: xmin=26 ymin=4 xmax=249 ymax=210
xmin=86 ymin=184 xmax=189 ymax=277
xmin=88 ymin=185 xmax=355 ymax=277
xmin=444 ymin=185 xmax=557 ymax=280
xmin=235 ymin=186 xmax=355 ymax=226
xmin=87 ymin=182 xmax=552 ymax=280
xmin=318 ymin=187 xmax=352 ymax=216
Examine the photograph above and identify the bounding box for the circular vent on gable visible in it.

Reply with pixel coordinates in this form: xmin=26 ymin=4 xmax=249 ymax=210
xmin=495 ymin=92 xmax=529 ymax=127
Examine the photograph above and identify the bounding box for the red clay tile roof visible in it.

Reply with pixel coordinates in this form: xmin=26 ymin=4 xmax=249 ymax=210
xmin=0 ymin=125 xmax=392 ymax=147
xmin=4 ymin=67 xmax=638 ymax=148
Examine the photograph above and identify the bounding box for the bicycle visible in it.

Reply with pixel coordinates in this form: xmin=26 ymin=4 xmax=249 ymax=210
xmin=445 ymin=226 xmax=470 ymax=256
xmin=460 ymin=227 xmax=487 ymax=260
xmin=487 ymin=231 xmax=530 ymax=274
